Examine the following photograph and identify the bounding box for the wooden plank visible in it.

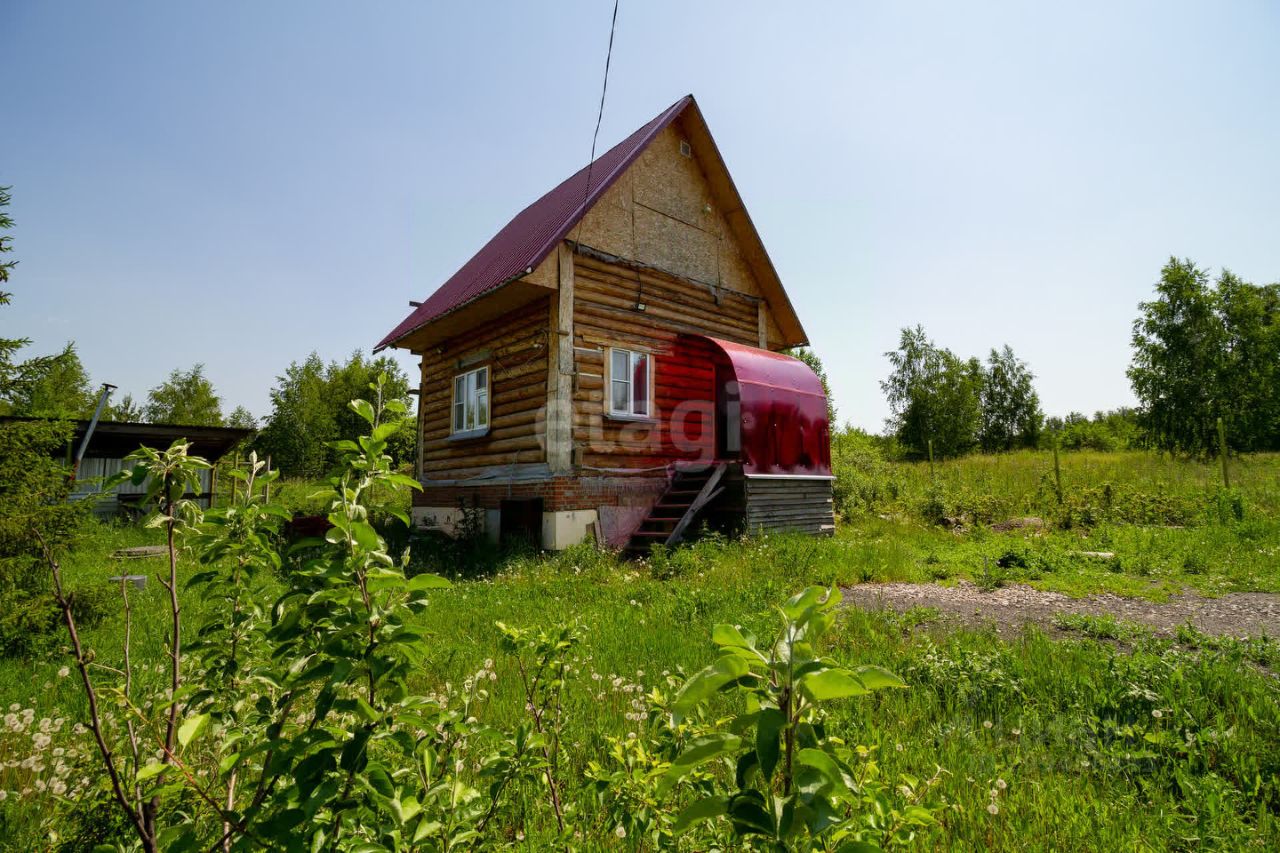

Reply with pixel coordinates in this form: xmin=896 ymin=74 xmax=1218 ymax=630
xmin=665 ymin=463 xmax=726 ymax=545
xmin=546 ymin=244 xmax=574 ymax=473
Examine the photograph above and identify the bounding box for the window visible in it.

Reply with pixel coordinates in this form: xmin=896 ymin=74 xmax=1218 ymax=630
xmin=608 ymin=348 xmax=650 ymax=418
xmin=451 ymin=366 xmax=489 ymax=436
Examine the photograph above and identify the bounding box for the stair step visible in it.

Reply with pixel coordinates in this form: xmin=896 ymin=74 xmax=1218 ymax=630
xmin=622 ymin=462 xmax=729 ymax=560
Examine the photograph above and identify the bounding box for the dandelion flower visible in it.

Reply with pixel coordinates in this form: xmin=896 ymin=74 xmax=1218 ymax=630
xmin=983 ymin=720 xmax=993 ymax=729
xmin=996 ymin=778 xmax=1007 ymax=790
xmin=1151 ymin=709 xmax=1163 ymax=719
xmin=57 ymin=666 xmax=70 ymax=678
xmin=987 ymin=803 xmax=999 ymax=815
xmin=615 ymin=824 xmax=627 ymax=839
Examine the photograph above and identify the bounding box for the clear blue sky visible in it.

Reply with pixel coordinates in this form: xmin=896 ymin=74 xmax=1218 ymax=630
xmin=4 ymin=1 xmax=1278 ymax=430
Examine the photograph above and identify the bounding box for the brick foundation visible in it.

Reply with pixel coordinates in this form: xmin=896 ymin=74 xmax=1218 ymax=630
xmin=413 ymin=473 xmax=669 ymax=548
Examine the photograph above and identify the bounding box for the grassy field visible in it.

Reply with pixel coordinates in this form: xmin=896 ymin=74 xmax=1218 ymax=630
xmin=1 ymin=450 xmax=1277 ymax=849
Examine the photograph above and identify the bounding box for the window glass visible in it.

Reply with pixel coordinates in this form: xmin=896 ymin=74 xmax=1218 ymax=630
xmin=608 ymin=348 xmax=651 ymax=417
xmin=452 ymin=366 xmax=490 ymax=435
xmin=453 ymin=376 xmax=466 ymax=432
xmin=475 ymin=368 xmax=488 ymax=427
xmin=632 ymin=352 xmax=649 ymax=416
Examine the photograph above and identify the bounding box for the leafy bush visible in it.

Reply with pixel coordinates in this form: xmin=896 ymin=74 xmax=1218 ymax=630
xmin=831 ymin=426 xmax=896 ymax=517
xmin=0 ymin=419 xmax=89 ymax=657
xmin=658 ymin=586 xmax=939 ymax=848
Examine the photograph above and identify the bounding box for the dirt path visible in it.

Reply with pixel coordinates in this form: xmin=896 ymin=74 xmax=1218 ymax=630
xmin=843 ymin=581 xmax=1280 ymax=639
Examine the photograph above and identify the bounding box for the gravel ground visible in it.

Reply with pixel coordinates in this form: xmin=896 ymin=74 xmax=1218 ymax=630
xmin=843 ymin=581 xmax=1280 ymax=639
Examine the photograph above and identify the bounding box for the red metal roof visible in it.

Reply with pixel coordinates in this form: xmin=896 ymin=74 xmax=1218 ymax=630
xmin=377 ymin=95 xmax=695 ymax=351
xmin=697 ymin=336 xmax=832 ymax=478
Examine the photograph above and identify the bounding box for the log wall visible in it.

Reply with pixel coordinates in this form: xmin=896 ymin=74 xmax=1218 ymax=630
xmin=570 ymin=253 xmax=759 ymax=470
xmin=417 ymin=297 xmax=550 ymax=479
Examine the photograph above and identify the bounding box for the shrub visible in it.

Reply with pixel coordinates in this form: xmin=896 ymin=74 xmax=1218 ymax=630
xmin=831 ymin=426 xmax=898 ymax=518
xmin=0 ymin=419 xmax=88 ymax=657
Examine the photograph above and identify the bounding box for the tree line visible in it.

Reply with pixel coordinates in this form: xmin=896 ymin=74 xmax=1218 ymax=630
xmin=1129 ymin=258 xmax=1278 ymax=454
xmin=878 ymin=257 xmax=1277 ymax=458
xmin=879 ymin=328 xmax=1043 ymax=458
xmin=0 ymin=341 xmax=417 ymax=476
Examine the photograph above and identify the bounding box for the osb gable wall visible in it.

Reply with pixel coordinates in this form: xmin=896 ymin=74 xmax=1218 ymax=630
xmin=572 ymin=119 xmax=786 ymax=350
xmin=417 ymin=296 xmax=550 ymax=479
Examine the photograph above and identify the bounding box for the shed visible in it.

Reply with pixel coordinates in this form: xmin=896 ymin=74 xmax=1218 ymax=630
xmin=1 ymin=417 xmax=252 ymax=515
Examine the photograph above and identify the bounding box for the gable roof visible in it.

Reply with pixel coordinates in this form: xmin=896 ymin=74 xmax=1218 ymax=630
xmin=378 ymin=94 xmax=806 ymax=351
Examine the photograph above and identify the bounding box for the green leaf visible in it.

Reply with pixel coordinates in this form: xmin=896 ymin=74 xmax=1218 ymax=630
xmin=351 ymin=521 xmax=381 ymax=551
xmin=659 ymin=733 xmax=742 ymax=795
xmin=349 ymin=399 xmax=376 ymax=425
xmin=796 ymin=748 xmax=855 ymax=794
xmin=672 ymin=653 xmax=750 ymax=715
xmin=728 ymin=791 xmax=775 ymax=837
xmin=177 ymin=712 xmax=210 ymax=748
xmin=384 ymin=472 xmax=423 ymax=491
xmin=673 ymin=795 xmax=730 ymax=834
xmin=798 ymin=668 xmax=868 ymax=702
xmin=853 ymin=664 xmax=907 ymax=691
xmin=756 ymin=707 xmax=786 ymax=781
xmin=712 ymin=623 xmax=756 ymax=650
xmin=407 ymin=573 xmax=452 ymax=592
xmin=136 ymin=761 xmax=168 ymax=782
xmin=781 ymin=586 xmax=829 ymax=620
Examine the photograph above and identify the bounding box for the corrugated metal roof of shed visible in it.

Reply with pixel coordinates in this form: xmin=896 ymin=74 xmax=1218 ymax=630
xmin=376 ymin=95 xmax=694 ymax=351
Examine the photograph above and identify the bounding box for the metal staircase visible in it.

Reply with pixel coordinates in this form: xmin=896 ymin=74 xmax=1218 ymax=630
xmin=623 ymin=463 xmax=727 ymax=558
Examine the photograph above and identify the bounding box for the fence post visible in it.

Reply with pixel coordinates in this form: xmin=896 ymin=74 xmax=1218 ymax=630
xmin=1052 ymin=436 xmax=1063 ymax=504
xmin=927 ymin=439 xmax=935 ymax=484
xmin=231 ymin=452 xmax=240 ymax=506
xmin=1217 ymin=417 xmax=1230 ymax=489
xmin=264 ymin=454 xmax=272 ymax=502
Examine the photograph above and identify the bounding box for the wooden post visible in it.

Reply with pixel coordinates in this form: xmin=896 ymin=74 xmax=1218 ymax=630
xmin=1052 ymin=437 xmax=1063 ymax=504
xmin=927 ymin=439 xmax=935 ymax=483
xmin=1217 ymin=417 xmax=1230 ymax=489
xmin=230 ymin=453 xmax=240 ymax=506
xmin=546 ymin=243 xmax=575 ymax=473
xmin=264 ymin=454 xmax=272 ymax=502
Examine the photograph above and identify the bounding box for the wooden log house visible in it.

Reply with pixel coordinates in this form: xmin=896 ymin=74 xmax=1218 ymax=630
xmin=377 ymin=95 xmax=833 ymax=551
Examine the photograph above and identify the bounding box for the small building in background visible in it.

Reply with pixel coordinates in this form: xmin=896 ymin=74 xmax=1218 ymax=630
xmin=1 ymin=417 xmax=252 ymax=515
xmin=377 ymin=94 xmax=833 ymax=552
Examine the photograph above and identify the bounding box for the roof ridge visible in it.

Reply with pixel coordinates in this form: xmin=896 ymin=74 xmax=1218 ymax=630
xmin=376 ymin=94 xmax=694 ymax=350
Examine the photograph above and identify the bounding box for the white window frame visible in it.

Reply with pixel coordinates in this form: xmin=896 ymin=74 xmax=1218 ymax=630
xmin=606 ymin=347 xmax=653 ymax=420
xmin=450 ymin=365 xmax=490 ymax=438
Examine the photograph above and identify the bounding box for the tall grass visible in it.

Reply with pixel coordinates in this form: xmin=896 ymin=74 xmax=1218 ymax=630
xmin=1 ymin=451 xmax=1278 ymax=848
xmin=876 ymin=450 xmax=1280 ymax=526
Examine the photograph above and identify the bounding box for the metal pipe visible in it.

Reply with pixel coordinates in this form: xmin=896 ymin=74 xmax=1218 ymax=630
xmin=72 ymin=383 xmax=116 ymax=481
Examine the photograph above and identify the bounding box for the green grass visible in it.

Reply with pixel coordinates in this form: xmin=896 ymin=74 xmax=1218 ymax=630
xmin=837 ymin=449 xmax=1280 ymax=599
xmin=2 ymin=450 xmax=1278 ymax=849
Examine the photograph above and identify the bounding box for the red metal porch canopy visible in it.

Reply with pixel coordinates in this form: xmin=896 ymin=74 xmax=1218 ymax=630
xmin=695 ymin=336 xmax=833 ymax=478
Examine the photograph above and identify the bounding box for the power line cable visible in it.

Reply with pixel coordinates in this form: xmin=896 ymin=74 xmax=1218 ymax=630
xmin=571 ymin=0 xmax=621 ymax=247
